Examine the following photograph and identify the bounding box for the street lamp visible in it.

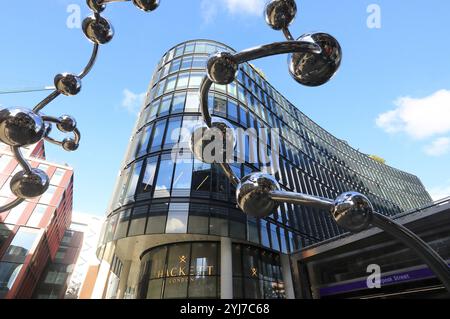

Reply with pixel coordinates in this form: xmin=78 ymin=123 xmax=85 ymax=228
xmin=191 ymin=0 xmax=450 ymax=292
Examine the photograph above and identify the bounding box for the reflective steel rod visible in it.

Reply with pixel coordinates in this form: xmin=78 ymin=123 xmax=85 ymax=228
xmin=12 ymin=146 xmax=32 ymax=173
xmin=79 ymin=44 xmax=100 ymax=79
xmin=270 ymin=190 xmax=334 ymax=211
xmin=0 ymin=198 xmax=25 ymax=212
xmin=33 ymin=90 xmax=61 ymax=113
xmin=98 ymin=0 xmax=130 ymax=4
xmin=233 ymin=41 xmax=321 ymax=64
xmin=199 ymin=76 xmax=213 ymax=127
xmin=282 ymin=27 xmax=295 ymax=41
xmin=372 ymin=212 xmax=450 ymax=292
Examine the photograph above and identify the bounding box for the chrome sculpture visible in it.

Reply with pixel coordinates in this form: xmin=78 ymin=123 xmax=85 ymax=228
xmin=192 ymin=0 xmax=450 ymax=291
xmin=0 ymin=0 xmax=160 ymax=213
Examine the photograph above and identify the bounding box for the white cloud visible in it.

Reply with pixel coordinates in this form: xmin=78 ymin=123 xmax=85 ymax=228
xmin=200 ymin=0 xmax=265 ymax=24
xmin=428 ymin=183 xmax=450 ymax=201
xmin=200 ymin=0 xmax=219 ymax=24
xmin=424 ymin=137 xmax=450 ymax=157
xmin=121 ymin=89 xmax=146 ymax=114
xmin=376 ymin=89 xmax=450 ymax=140
xmin=223 ymin=0 xmax=266 ymax=15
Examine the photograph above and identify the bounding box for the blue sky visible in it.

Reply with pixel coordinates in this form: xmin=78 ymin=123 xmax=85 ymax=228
xmin=1 ymin=0 xmax=449 ymax=217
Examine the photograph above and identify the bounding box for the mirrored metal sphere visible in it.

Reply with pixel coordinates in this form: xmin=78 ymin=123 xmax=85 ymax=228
xmin=62 ymin=138 xmax=79 ymax=152
xmin=288 ymin=32 xmax=342 ymax=87
xmin=265 ymin=0 xmax=297 ymax=30
xmin=54 ymin=73 xmax=82 ymax=96
xmin=10 ymin=169 xmax=50 ymax=199
xmin=82 ymin=16 xmax=114 ymax=45
xmin=133 ymin=0 xmax=160 ymax=12
xmin=57 ymin=115 xmax=77 ymax=133
xmin=207 ymin=52 xmax=238 ymax=85
xmin=86 ymin=0 xmax=105 ymax=13
xmin=190 ymin=117 xmax=236 ymax=163
xmin=236 ymin=173 xmax=281 ymax=218
xmin=0 ymin=108 xmax=46 ymax=147
xmin=332 ymin=192 xmax=373 ymax=233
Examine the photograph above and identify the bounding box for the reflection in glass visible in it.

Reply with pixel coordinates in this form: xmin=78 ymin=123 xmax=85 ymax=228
xmin=154 ymin=159 xmax=174 ymax=197
xmin=185 ymin=92 xmax=200 ymax=113
xmin=0 ymin=262 xmax=23 ymax=298
xmin=172 ymin=158 xmax=193 ymax=196
xmin=139 ymin=157 xmax=157 ymax=194
xmin=3 ymin=227 xmax=40 ymax=263
xmin=165 ymin=203 xmax=189 ymax=234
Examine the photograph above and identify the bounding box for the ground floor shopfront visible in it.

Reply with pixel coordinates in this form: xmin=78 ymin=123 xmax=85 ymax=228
xmin=92 ymin=234 xmax=296 ymax=299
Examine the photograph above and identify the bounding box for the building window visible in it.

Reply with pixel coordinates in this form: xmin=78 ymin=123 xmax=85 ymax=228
xmin=172 ymin=158 xmax=193 ymax=197
xmin=165 ymin=203 xmax=189 ymax=234
xmin=5 ymin=201 xmax=29 ymax=224
xmin=138 ymin=156 xmax=158 ymax=194
xmin=26 ymin=204 xmax=48 ymax=228
xmin=0 ymin=262 xmax=23 ymax=298
xmin=137 ymin=242 xmax=219 ymax=299
xmin=50 ymin=168 xmax=66 ymax=186
xmin=232 ymin=244 xmax=285 ymax=299
xmin=154 ymin=158 xmax=175 ymax=198
xmin=2 ymin=227 xmax=40 ymax=264
xmin=149 ymin=120 xmax=167 ymax=153
xmin=39 ymin=185 xmax=57 ymax=204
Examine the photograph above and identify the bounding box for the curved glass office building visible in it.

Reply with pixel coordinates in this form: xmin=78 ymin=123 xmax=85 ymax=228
xmin=95 ymin=40 xmax=432 ymax=299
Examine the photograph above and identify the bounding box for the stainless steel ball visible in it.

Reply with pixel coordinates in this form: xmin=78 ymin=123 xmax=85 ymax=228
xmin=86 ymin=0 xmax=105 ymax=13
xmin=190 ymin=117 xmax=236 ymax=163
xmin=133 ymin=0 xmax=160 ymax=12
xmin=57 ymin=115 xmax=77 ymax=133
xmin=0 ymin=108 xmax=46 ymax=147
xmin=54 ymin=73 xmax=82 ymax=96
xmin=62 ymin=138 xmax=79 ymax=152
xmin=236 ymin=173 xmax=281 ymax=218
xmin=207 ymin=52 xmax=238 ymax=85
xmin=10 ymin=169 xmax=50 ymax=199
xmin=332 ymin=192 xmax=374 ymax=233
xmin=265 ymin=0 xmax=297 ymax=30
xmin=82 ymin=15 xmax=114 ymax=45
xmin=288 ymin=32 xmax=342 ymax=87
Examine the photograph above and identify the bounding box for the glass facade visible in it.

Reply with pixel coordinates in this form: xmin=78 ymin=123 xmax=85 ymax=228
xmin=97 ymin=40 xmax=433 ymax=299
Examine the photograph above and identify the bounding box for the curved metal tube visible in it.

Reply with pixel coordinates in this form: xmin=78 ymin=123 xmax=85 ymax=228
xmin=79 ymin=44 xmax=99 ymax=79
xmin=12 ymin=146 xmax=32 ymax=173
xmin=199 ymin=76 xmax=213 ymax=127
xmin=73 ymin=128 xmax=81 ymax=144
xmin=42 ymin=115 xmax=81 ymax=147
xmin=33 ymin=90 xmax=61 ymax=113
xmin=0 ymin=197 xmax=25 ymax=212
xmin=233 ymin=41 xmax=321 ymax=64
xmin=372 ymin=212 xmax=450 ymax=292
xmin=270 ymin=190 xmax=333 ymax=211
xmin=44 ymin=136 xmax=63 ymax=147
xmin=282 ymin=27 xmax=294 ymax=41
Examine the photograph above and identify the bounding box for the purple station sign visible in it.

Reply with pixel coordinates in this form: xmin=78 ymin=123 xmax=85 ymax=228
xmin=320 ymin=263 xmax=450 ymax=297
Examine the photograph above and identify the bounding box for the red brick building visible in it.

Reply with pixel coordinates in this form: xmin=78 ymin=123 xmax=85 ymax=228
xmin=0 ymin=141 xmax=82 ymax=299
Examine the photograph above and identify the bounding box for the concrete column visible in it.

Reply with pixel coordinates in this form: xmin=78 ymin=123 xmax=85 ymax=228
xmin=91 ymin=259 xmax=111 ymax=299
xmin=220 ymin=237 xmax=233 ymax=299
xmin=116 ymin=260 xmax=132 ymax=299
xmin=280 ymin=254 xmax=295 ymax=299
